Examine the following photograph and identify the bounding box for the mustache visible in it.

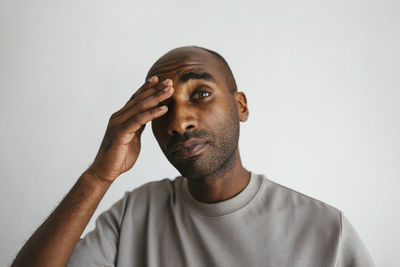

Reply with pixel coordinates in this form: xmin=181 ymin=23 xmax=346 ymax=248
xmin=166 ymin=130 xmax=215 ymax=148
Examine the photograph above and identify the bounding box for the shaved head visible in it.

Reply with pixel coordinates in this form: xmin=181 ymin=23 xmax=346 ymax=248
xmin=147 ymin=46 xmax=237 ymax=94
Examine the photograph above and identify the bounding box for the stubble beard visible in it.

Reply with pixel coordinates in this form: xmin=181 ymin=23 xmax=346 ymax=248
xmin=164 ymin=119 xmax=240 ymax=181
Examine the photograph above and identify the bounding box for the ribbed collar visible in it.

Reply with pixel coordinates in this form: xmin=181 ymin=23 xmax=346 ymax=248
xmin=180 ymin=172 xmax=263 ymax=217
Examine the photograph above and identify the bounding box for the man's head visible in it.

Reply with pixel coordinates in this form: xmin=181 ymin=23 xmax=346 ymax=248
xmin=147 ymin=46 xmax=238 ymax=94
xmin=149 ymin=46 xmax=249 ymax=180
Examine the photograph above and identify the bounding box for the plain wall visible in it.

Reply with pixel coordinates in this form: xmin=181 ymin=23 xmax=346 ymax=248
xmin=1 ymin=0 xmax=399 ymax=266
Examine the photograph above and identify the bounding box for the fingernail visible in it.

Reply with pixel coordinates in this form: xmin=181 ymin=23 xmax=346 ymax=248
xmin=162 ymin=79 xmax=171 ymax=85
xmin=159 ymin=105 xmax=167 ymax=111
xmin=163 ymin=86 xmax=171 ymax=92
xmin=147 ymin=76 xmax=156 ymax=82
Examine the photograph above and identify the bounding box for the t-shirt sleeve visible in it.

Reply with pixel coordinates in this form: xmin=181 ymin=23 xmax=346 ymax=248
xmin=335 ymin=212 xmax=375 ymax=267
xmin=67 ymin=192 xmax=129 ymax=267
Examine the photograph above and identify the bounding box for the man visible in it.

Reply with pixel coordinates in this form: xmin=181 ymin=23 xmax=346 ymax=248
xmin=12 ymin=46 xmax=374 ymax=267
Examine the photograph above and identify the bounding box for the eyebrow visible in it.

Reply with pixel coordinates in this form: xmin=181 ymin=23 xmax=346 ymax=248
xmin=179 ymin=72 xmax=216 ymax=83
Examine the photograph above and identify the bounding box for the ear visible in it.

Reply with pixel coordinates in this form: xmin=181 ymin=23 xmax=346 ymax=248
xmin=234 ymin=92 xmax=249 ymax=122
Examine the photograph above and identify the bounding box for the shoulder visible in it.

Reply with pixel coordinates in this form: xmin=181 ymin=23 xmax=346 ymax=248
xmin=263 ymin=176 xmax=340 ymax=213
xmin=121 ymin=176 xmax=183 ymax=210
xmin=255 ymin=174 xmax=375 ymax=266
xmin=127 ymin=176 xmax=181 ymax=197
xmin=258 ymin=175 xmax=342 ymax=227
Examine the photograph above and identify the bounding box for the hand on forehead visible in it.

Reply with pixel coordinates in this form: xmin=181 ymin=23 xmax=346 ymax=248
xmin=146 ymin=46 xmax=237 ymax=94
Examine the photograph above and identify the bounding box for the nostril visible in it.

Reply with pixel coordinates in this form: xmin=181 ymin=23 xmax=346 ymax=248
xmin=168 ymin=119 xmax=197 ymax=135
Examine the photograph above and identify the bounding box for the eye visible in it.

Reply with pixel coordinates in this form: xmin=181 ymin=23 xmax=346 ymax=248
xmin=191 ymin=90 xmax=211 ymax=101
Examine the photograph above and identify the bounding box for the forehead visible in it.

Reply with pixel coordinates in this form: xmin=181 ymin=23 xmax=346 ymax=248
xmin=147 ymin=48 xmax=223 ymax=81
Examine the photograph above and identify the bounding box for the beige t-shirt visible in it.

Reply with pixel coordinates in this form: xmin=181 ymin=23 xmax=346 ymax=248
xmin=68 ymin=173 xmax=374 ymax=267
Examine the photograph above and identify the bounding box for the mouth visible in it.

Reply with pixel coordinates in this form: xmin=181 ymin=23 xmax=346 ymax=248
xmin=169 ymin=139 xmax=208 ymax=159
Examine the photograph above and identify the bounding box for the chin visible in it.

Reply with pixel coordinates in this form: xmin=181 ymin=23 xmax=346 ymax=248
xmin=171 ymin=158 xmax=214 ymax=180
xmin=170 ymin=150 xmax=237 ymax=181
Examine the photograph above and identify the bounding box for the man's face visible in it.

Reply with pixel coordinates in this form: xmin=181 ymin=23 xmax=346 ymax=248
xmin=150 ymin=48 xmax=247 ymax=180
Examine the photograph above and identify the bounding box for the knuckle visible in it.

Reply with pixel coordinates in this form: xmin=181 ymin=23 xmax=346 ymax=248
xmin=109 ymin=112 xmax=118 ymax=120
xmin=151 ymin=94 xmax=164 ymax=105
xmin=135 ymin=114 xmax=146 ymax=125
xmin=139 ymin=100 xmax=151 ymax=111
xmin=108 ymin=126 xmax=119 ymax=137
xmin=109 ymin=110 xmax=124 ymax=122
xmin=129 ymin=93 xmax=137 ymax=101
xmin=108 ymin=116 xmax=119 ymax=127
xmin=149 ymin=107 xmax=158 ymax=116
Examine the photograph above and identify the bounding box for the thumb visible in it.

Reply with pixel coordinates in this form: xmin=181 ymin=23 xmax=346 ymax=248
xmin=137 ymin=124 xmax=146 ymax=136
xmin=130 ymin=124 xmax=146 ymax=147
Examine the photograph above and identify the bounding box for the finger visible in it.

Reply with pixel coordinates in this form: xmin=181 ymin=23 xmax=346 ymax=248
xmin=122 ymin=105 xmax=168 ymax=135
xmin=128 ymin=78 xmax=173 ymax=109
xmin=115 ymin=77 xmax=173 ymax=119
xmin=129 ymin=75 xmax=159 ymax=102
xmin=116 ymin=86 xmax=174 ymax=124
xmin=113 ymin=76 xmax=160 ymax=118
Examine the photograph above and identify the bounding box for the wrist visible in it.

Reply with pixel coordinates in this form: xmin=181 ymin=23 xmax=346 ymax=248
xmin=82 ymin=169 xmax=114 ymax=189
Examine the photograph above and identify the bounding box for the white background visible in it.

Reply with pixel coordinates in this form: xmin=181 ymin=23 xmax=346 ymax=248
xmin=1 ymin=0 xmax=399 ymax=266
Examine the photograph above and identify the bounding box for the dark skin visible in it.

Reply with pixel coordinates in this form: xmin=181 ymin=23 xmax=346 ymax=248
xmin=11 ymin=47 xmax=249 ymax=267
xmin=149 ymin=47 xmax=250 ymax=202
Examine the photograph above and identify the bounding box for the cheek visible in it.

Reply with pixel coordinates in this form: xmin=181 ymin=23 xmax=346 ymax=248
xmin=216 ymin=99 xmax=238 ymax=120
xmin=204 ymin=102 xmax=237 ymax=130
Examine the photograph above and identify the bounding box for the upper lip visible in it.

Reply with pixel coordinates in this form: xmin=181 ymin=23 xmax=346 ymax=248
xmin=168 ymin=138 xmax=207 ymax=155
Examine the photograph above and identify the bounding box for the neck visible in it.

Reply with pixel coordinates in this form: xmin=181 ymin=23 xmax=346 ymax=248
xmin=187 ymin=149 xmax=250 ymax=203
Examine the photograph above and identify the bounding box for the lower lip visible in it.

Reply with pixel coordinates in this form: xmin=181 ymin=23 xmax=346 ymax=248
xmin=173 ymin=143 xmax=207 ymax=159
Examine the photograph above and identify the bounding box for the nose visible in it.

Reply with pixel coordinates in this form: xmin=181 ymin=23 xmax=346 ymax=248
xmin=167 ymin=102 xmax=198 ymax=135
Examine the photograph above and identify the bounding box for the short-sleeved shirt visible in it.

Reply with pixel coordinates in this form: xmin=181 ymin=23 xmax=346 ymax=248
xmin=68 ymin=172 xmax=375 ymax=267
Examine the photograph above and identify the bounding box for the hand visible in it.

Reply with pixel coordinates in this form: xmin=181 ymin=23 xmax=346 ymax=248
xmin=88 ymin=76 xmax=173 ymax=183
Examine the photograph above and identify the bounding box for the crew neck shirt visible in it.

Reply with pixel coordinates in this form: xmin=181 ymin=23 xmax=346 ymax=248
xmin=68 ymin=172 xmax=374 ymax=267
